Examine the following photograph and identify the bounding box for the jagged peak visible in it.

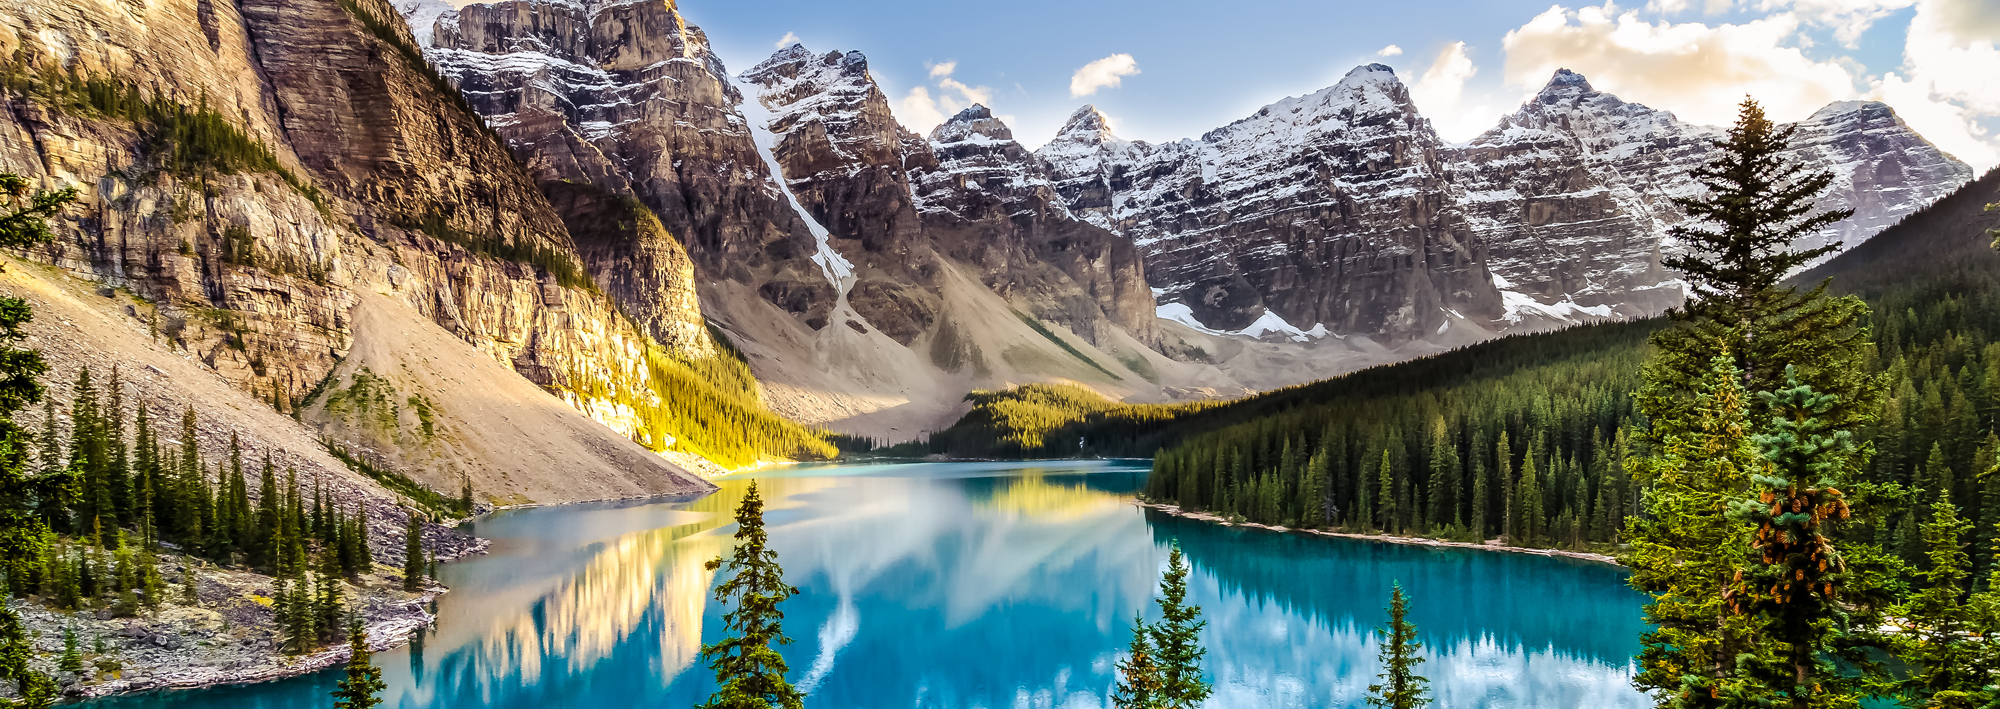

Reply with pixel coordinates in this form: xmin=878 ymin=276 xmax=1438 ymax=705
xmin=746 ymin=43 xmax=868 ymax=75
xmin=1051 ymin=104 xmax=1117 ymax=143
xmin=930 ymin=104 xmax=1014 ymax=143
xmin=1544 ymin=68 xmax=1592 ymax=92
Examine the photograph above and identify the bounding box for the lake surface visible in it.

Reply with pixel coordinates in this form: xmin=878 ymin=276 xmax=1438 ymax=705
xmin=89 ymin=461 xmax=1649 ymax=708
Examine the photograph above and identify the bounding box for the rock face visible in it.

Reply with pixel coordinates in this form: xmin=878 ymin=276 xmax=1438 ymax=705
xmin=1450 ymin=70 xmax=1972 ymax=319
xmin=423 ymin=0 xmax=803 ymax=350
xmin=1040 ymin=65 xmax=1502 ymax=343
xmin=0 ymin=0 xmax=712 ymax=499
xmin=734 ymin=46 xmax=1157 ymax=347
xmin=1043 ymin=67 xmax=1973 ymax=339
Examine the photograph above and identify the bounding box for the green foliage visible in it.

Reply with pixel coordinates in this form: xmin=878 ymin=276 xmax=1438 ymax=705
xmin=1366 ymin=583 xmax=1431 ymax=709
xmin=1013 ymin=311 xmax=1119 ymax=380
xmin=388 ymin=209 xmax=597 ymax=292
xmin=698 ymin=482 xmax=804 ymax=709
xmin=0 ymin=62 xmax=326 ymax=211
xmin=401 ymin=512 xmax=424 ymax=593
xmin=929 ymin=383 xmax=1221 ymax=459
xmin=322 ymin=441 xmax=467 ymax=518
xmin=1147 ymin=544 xmax=1209 ymax=708
xmin=1112 ymin=614 xmax=1165 ymax=709
xmin=331 ymin=618 xmax=385 ymax=709
xmin=565 ymin=345 xmax=835 ymax=470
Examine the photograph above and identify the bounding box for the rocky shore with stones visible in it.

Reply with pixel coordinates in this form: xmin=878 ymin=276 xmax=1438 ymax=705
xmin=0 ymin=539 xmax=486 ymax=702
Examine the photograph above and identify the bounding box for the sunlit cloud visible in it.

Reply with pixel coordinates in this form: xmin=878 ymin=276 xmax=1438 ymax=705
xmin=894 ymin=61 xmax=997 ymax=133
xmin=1409 ymin=41 xmax=1494 ymax=142
xmin=1070 ymin=54 xmax=1141 ymax=97
xmin=1501 ymin=4 xmax=1857 ymax=126
xmin=1378 ymin=44 xmax=1405 ymax=57
xmin=774 ymin=31 xmax=799 ymax=49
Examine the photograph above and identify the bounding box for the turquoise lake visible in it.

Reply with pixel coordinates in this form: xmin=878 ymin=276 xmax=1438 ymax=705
xmin=86 ymin=461 xmax=1649 ymax=708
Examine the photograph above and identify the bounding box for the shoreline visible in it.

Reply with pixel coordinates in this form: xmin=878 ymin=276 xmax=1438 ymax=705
xmin=73 ymin=585 xmax=450 ymax=700
xmin=1134 ymin=501 xmax=1623 ymax=567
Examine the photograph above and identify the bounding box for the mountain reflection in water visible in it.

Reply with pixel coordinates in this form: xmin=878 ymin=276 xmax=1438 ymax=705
xmin=85 ymin=461 xmax=1647 ymax=708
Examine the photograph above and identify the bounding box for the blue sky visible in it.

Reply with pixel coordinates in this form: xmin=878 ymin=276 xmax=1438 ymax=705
xmin=460 ymin=0 xmax=2000 ymax=168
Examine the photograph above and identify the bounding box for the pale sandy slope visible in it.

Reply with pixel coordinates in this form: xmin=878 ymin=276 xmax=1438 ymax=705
xmin=708 ymin=259 xmax=1439 ymax=443
xmin=304 ymin=292 xmax=713 ymax=505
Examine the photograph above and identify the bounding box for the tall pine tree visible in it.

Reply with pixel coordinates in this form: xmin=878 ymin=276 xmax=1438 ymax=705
xmin=697 ymin=482 xmax=804 ymax=709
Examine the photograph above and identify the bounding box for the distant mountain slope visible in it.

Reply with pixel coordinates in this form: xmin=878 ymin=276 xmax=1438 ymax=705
xmin=1040 ymin=67 xmax=1972 ymax=341
xmin=925 ymin=166 xmax=2000 ymax=461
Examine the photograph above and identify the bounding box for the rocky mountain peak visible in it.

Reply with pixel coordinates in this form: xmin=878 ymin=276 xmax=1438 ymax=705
xmin=1544 ymin=68 xmax=1593 ymax=92
xmin=1056 ymin=105 xmax=1116 ymax=142
xmin=931 ymin=104 xmax=1014 ymax=143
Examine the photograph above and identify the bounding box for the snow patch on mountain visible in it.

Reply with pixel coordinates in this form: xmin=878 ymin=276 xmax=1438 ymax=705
xmin=1158 ymin=303 xmax=1331 ymax=342
xmin=731 ymin=72 xmax=855 ymax=293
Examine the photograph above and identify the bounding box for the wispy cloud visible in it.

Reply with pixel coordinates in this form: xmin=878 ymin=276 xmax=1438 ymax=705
xmin=775 ymin=31 xmax=799 ymax=49
xmin=1378 ymin=45 xmax=1404 ymax=56
xmin=1069 ymin=54 xmax=1140 ymax=97
xmin=894 ymin=61 xmax=996 ymax=134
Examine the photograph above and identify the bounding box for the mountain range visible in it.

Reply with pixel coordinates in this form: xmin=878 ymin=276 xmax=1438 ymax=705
xmin=0 ymin=0 xmax=1971 ymax=496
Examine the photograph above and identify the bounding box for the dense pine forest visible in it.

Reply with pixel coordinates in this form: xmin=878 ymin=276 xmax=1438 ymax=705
xmin=926 ymin=164 xmax=2000 ymax=565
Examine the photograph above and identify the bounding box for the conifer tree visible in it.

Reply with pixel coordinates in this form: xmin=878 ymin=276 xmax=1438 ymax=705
xmin=1366 ymin=583 xmax=1431 ymax=709
xmin=1513 ymin=453 xmax=1542 ymax=546
xmin=1112 ymin=614 xmax=1164 ymax=709
xmin=1427 ymin=417 xmax=1460 ymax=530
xmin=331 ymin=618 xmax=384 ymax=709
xmin=1727 ymin=370 xmax=1866 ymax=707
xmin=317 ymin=545 xmax=344 ymax=643
xmin=56 ymin=627 xmax=79 ymax=675
xmin=1895 ymin=492 xmax=1986 ymax=705
xmin=1641 ymin=98 xmax=1872 ymax=436
xmin=697 ymin=482 xmax=804 ymax=709
xmin=401 ymin=512 xmax=424 ymax=592
xmin=0 ymin=172 xmax=72 ymax=706
xmin=1498 ymin=433 xmax=1514 ymax=543
xmin=1376 ymin=450 xmax=1396 ymax=534
xmin=1626 ymin=357 xmax=1761 ymax=705
xmin=1300 ymin=450 xmax=1329 ymax=529
xmin=1471 ymin=435 xmax=1489 ymax=539
xmin=1148 ymin=544 xmax=1209 ymax=708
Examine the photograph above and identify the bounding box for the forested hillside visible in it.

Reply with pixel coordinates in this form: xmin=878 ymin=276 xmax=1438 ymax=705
xmin=927 ymin=166 xmax=2000 ymax=561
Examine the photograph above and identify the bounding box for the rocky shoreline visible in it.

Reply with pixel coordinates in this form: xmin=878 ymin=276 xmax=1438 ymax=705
xmin=1134 ymin=501 xmax=1622 ymax=567
xmin=4 ymin=536 xmax=490 ymax=702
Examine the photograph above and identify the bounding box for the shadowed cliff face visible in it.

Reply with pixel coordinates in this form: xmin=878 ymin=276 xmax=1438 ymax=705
xmin=737 ymin=47 xmax=1158 ymax=348
xmin=1041 ymin=65 xmax=1503 ymax=345
xmin=0 ymin=0 xmax=713 ymax=498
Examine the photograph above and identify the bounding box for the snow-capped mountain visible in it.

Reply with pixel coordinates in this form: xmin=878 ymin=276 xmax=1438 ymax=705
xmin=1453 ymin=69 xmax=1971 ymax=319
xmin=1040 ymin=64 xmax=1502 ymax=343
xmin=1041 ymin=67 xmax=1973 ymax=341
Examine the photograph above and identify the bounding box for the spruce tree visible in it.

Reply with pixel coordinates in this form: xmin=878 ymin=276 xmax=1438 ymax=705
xmin=1376 ymin=450 xmax=1396 ymax=534
xmin=1513 ymin=453 xmax=1542 ymax=547
xmin=1625 ymin=357 xmax=1761 ymax=706
xmin=1426 ymin=416 xmax=1460 ymax=530
xmin=56 ymin=627 xmax=79 ymax=675
xmin=1727 ymin=370 xmax=1865 ymax=708
xmin=1895 ymin=492 xmax=1985 ymax=705
xmin=1112 ymin=614 xmax=1164 ymax=709
xmin=697 ymin=482 xmax=804 ymax=709
xmin=330 ymin=618 xmax=384 ymax=709
xmin=1365 ymin=583 xmax=1431 ymax=709
xmin=1148 ymin=544 xmax=1209 ymax=708
xmin=401 ymin=512 xmax=424 ymax=592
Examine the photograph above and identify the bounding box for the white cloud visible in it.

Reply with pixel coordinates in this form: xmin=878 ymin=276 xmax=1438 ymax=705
xmin=1069 ymin=54 xmax=1140 ymax=97
xmin=1378 ymin=45 xmax=1404 ymax=57
xmin=1755 ymin=0 xmax=1916 ymax=45
xmin=1409 ymin=42 xmax=1495 ymax=142
xmin=775 ymin=31 xmax=799 ymax=49
xmin=1501 ymin=5 xmax=1859 ymax=127
xmin=893 ymin=62 xmax=996 ymax=134
xmin=1857 ymin=0 xmax=2000 ymax=169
